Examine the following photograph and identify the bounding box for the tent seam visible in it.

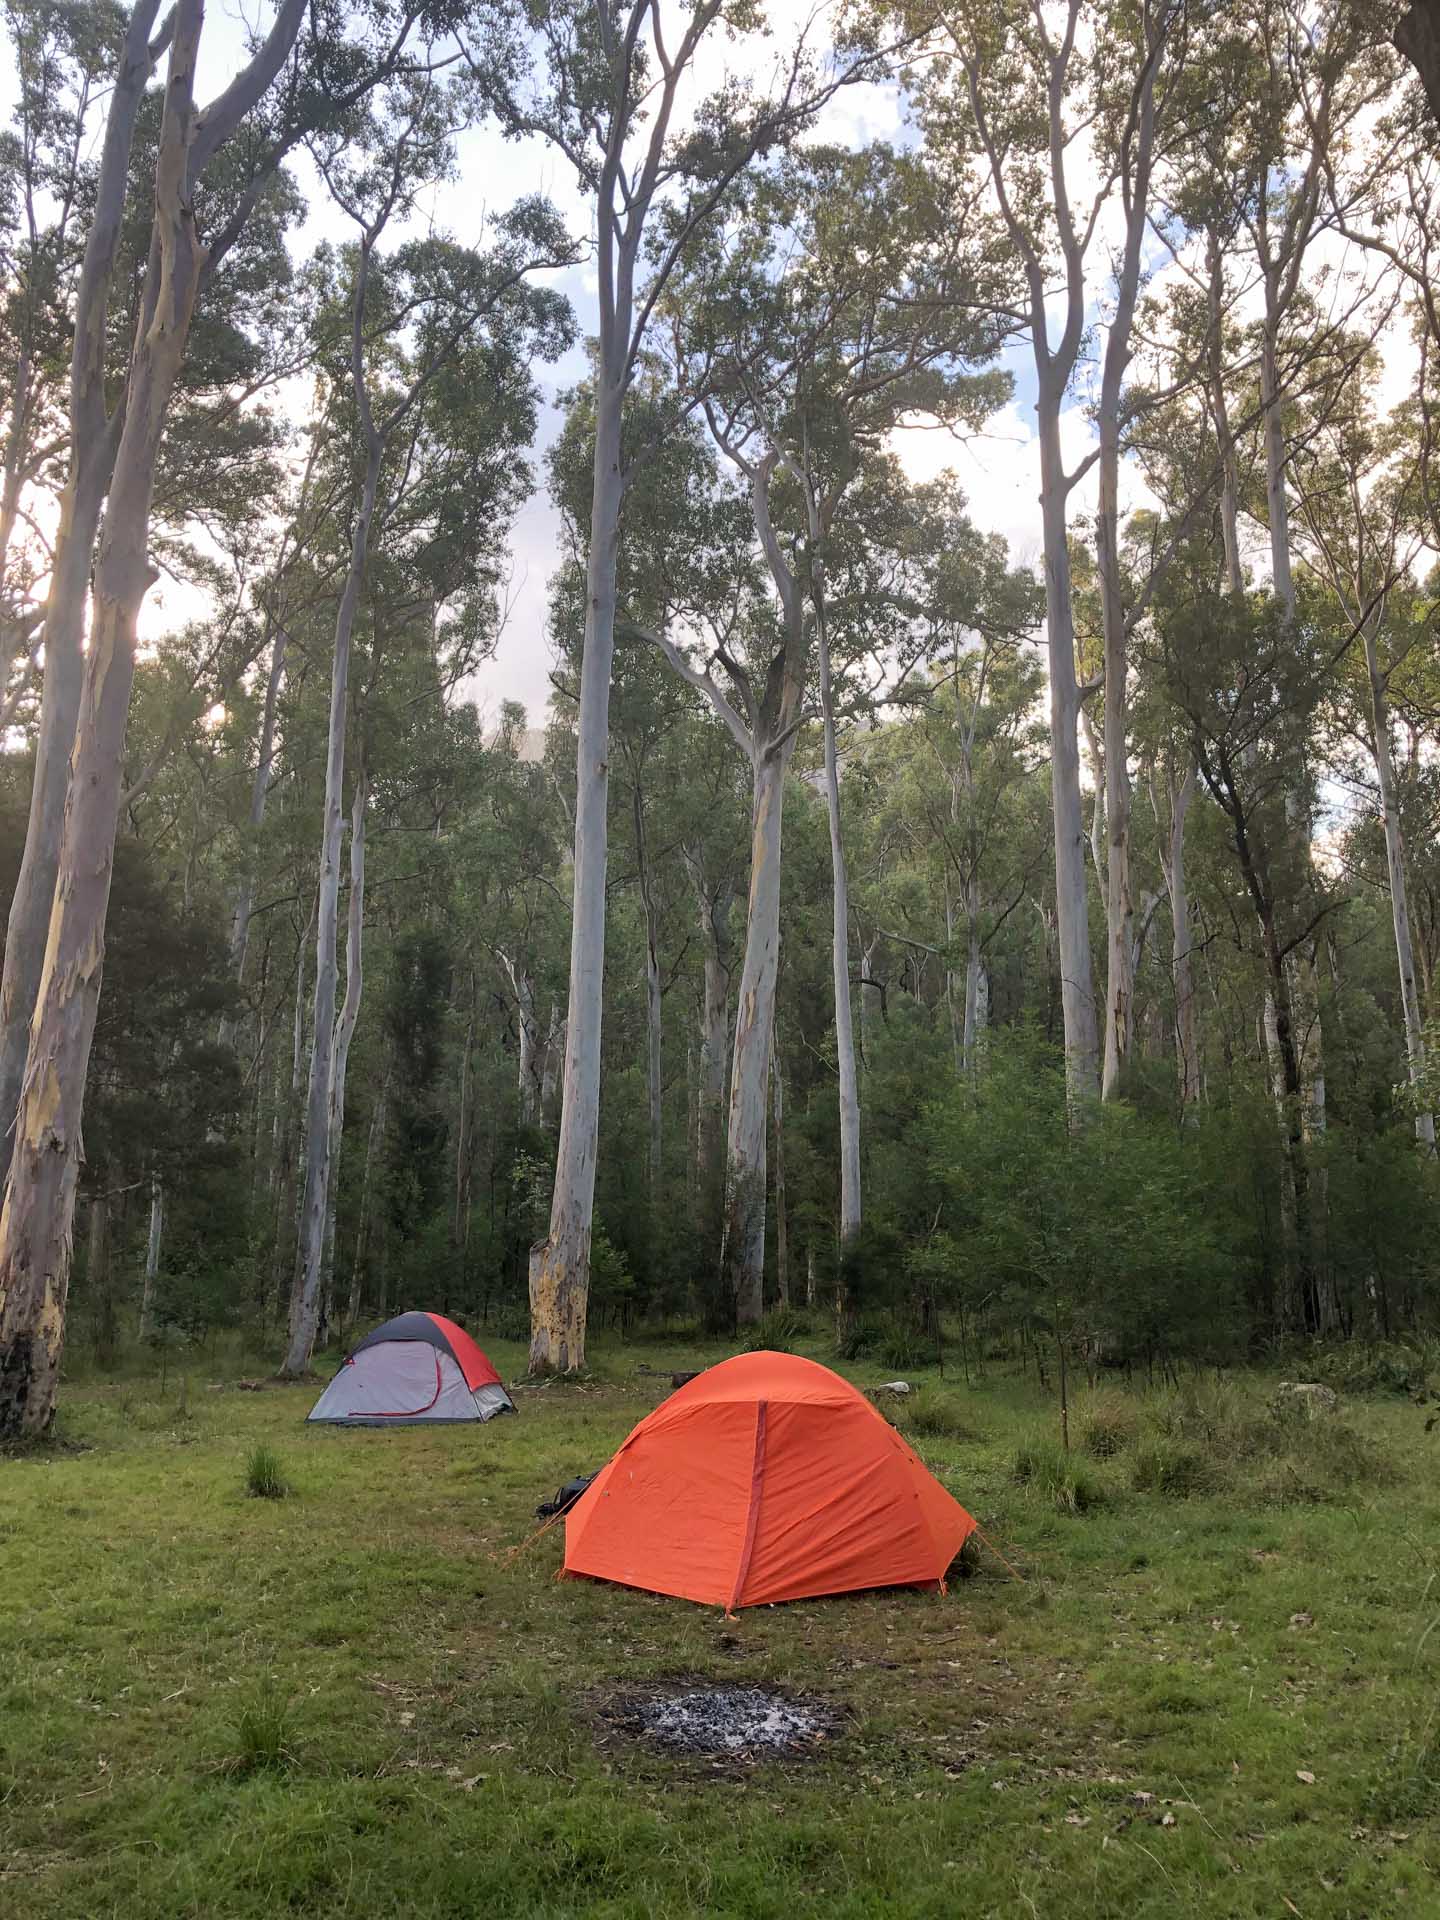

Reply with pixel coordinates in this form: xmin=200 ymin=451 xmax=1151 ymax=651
xmin=727 ymin=1399 xmax=768 ymax=1614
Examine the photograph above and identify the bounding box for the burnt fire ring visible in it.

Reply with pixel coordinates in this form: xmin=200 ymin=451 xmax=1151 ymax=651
xmin=600 ymin=1684 xmax=838 ymax=1758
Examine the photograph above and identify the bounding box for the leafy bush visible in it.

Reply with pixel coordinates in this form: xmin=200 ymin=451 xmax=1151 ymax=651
xmin=1314 ymin=1339 xmax=1435 ymax=1397
xmin=244 ymin=1444 xmax=291 ymax=1501
xmin=1076 ymin=1391 xmax=1138 ymax=1459
xmin=1013 ymin=1439 xmax=1105 ymax=1514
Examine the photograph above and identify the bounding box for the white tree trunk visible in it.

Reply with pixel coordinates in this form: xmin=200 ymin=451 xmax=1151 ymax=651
xmin=528 ymin=375 xmax=623 ymax=1372
xmin=691 ymin=864 xmax=732 ymax=1181
xmin=1364 ymin=625 xmax=1435 ymax=1146
xmin=321 ymin=771 xmax=367 ymax=1307
xmin=772 ymin=1043 xmax=789 ymax=1306
xmin=501 ymin=955 xmax=542 ymax=1126
xmin=139 ymin=1176 xmax=164 ymax=1342
xmin=224 ymin=614 xmax=288 ymax=1022
xmin=0 ymin=0 xmax=210 ymax=1434
xmin=723 ymin=745 xmax=788 ymax=1323
xmin=633 ymin=780 xmax=663 ymax=1192
xmin=540 ymin=1006 xmax=564 ymax=1125
xmin=0 ymin=0 xmax=164 ymax=1187
xmin=1038 ymin=397 xmax=1100 ymax=1107
xmin=1095 ymin=38 xmax=1157 ymax=1100
xmin=816 ymin=616 xmax=861 ymax=1249
xmin=283 ymin=423 xmax=380 ymax=1377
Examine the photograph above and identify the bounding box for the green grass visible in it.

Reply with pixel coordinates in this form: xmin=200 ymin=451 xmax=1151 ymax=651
xmin=2 ymin=1335 xmax=1438 ymax=1916
xmin=243 ymin=1443 xmax=291 ymax=1500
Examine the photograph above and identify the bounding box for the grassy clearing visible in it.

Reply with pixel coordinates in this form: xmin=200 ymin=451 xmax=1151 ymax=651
xmin=2 ymin=1337 xmax=1438 ymax=1917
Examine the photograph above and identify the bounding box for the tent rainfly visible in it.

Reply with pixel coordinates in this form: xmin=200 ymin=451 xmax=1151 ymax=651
xmin=563 ymin=1350 xmax=975 ymax=1610
xmin=306 ymin=1312 xmax=514 ymax=1424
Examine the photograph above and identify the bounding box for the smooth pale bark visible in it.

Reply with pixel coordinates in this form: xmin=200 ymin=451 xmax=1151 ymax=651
xmin=268 ymin=901 xmax=312 ymax=1313
xmin=0 ymin=0 xmax=211 ymax=1434
xmin=632 ymin=780 xmax=663 ymax=1192
xmin=1095 ymin=42 xmax=1158 ymax=1098
xmin=1038 ymin=402 xmax=1101 ymax=1107
xmin=540 ymin=1007 xmax=563 ymax=1125
xmin=1154 ymin=763 xmax=1201 ymax=1113
xmin=1363 ymin=623 xmax=1435 ymax=1146
xmin=963 ymin=890 xmax=989 ymax=1077
xmin=528 ymin=376 xmax=623 ymax=1372
xmin=1206 ymin=231 xmax=1246 ymax=600
xmin=499 ymin=954 xmax=542 ymax=1126
xmin=283 ymin=421 xmax=380 ymax=1377
xmin=1081 ymin=703 xmax=1106 ymax=885
xmin=724 ymin=745 xmax=789 ymax=1322
xmin=0 ymin=0 xmax=165 ymax=1189
xmin=961 ymin=4 xmax=1100 ymax=1109
xmin=684 ymin=846 xmax=732 ymax=1182
xmin=815 ymin=610 xmax=861 ymax=1248
xmin=944 ymin=876 xmax=962 ymax=1071
xmin=139 ymin=1176 xmax=163 ymax=1341
xmin=1256 ymin=149 xmax=1334 ymax=1312
xmin=772 ymin=1045 xmax=789 ymax=1307
xmin=346 ymin=1082 xmax=385 ymax=1334
xmin=321 ymin=771 xmax=367 ymax=1303
xmin=225 ymin=613 xmax=289 ymax=1014
xmin=642 ymin=458 xmax=807 ymax=1323
xmin=859 ymin=933 xmax=881 ymax=1074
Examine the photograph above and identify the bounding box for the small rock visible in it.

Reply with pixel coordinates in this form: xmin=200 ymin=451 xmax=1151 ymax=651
xmin=1296 ymin=1770 xmax=1316 ymax=1785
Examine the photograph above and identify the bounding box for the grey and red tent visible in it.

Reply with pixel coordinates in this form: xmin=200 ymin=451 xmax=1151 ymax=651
xmin=306 ymin=1312 xmax=514 ymax=1424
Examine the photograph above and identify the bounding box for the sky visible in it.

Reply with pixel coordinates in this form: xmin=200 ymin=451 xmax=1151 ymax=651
xmin=3 ymin=0 xmax=1418 ymax=735
xmin=157 ymin=0 xmax=1081 ymax=729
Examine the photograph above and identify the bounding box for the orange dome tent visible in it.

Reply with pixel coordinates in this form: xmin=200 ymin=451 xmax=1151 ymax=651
xmin=563 ymin=1351 xmax=975 ymax=1611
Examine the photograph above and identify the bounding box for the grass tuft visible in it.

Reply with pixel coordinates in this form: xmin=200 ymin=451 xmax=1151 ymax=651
xmin=1075 ymin=1390 xmax=1138 ymax=1459
xmin=1013 ymin=1438 xmax=1105 ymax=1513
xmin=901 ymin=1395 xmax=984 ymax=1442
xmin=1129 ymin=1437 xmax=1215 ymax=1497
xmin=224 ymin=1679 xmax=300 ymax=1776
xmin=244 ymin=1442 xmax=291 ymax=1500
xmin=737 ymin=1306 xmax=809 ymax=1354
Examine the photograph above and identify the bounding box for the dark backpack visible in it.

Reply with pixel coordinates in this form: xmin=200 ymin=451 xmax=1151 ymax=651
xmin=535 ymin=1472 xmax=597 ymax=1520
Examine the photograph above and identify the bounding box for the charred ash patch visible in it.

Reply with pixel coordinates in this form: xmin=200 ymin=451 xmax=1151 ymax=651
xmin=591 ymin=1681 xmax=842 ymax=1766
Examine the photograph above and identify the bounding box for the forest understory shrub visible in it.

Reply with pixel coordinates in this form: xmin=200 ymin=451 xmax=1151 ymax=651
xmin=1311 ymin=1337 xmax=1437 ymax=1397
